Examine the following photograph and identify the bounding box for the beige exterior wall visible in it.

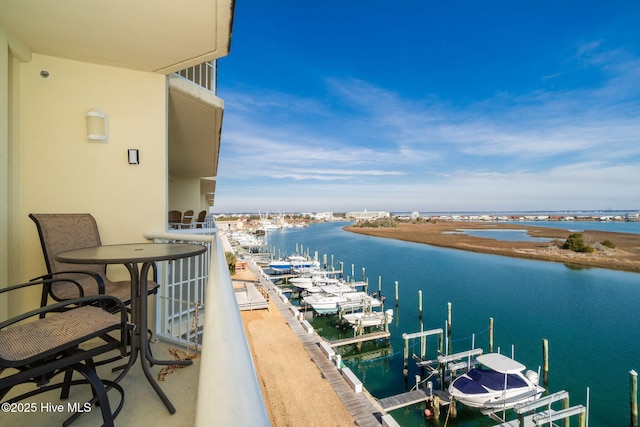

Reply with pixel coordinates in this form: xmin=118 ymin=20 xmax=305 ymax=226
xmin=11 ymin=54 xmax=167 ymax=315
xmin=168 ymin=175 xmax=203 ymax=213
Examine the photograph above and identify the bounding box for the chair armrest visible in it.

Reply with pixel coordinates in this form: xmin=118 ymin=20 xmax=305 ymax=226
xmin=0 ymin=279 xmax=125 ymax=326
xmin=31 ymin=270 xmax=106 ymax=295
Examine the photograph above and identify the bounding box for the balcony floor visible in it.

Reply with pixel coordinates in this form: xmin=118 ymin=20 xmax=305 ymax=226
xmin=0 ymin=340 xmax=199 ymax=427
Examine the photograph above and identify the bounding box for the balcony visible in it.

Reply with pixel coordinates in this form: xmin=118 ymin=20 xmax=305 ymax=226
xmin=174 ymin=61 xmax=217 ymax=94
xmin=0 ymin=226 xmax=270 ymax=426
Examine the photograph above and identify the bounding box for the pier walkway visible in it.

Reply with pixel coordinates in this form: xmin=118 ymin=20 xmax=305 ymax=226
xmin=233 ymin=279 xmax=269 ymax=311
xmin=378 ymin=389 xmax=450 ymax=412
xmin=246 ymin=259 xmax=384 ymax=427
xmin=328 ymin=331 xmax=391 ymax=348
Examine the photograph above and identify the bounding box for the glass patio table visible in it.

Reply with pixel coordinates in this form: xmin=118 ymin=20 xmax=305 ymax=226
xmin=55 ymin=242 xmax=207 ymax=414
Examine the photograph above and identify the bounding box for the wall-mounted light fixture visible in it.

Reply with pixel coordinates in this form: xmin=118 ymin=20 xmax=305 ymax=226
xmin=128 ymin=149 xmax=140 ymax=165
xmin=86 ymin=108 xmax=108 ymax=142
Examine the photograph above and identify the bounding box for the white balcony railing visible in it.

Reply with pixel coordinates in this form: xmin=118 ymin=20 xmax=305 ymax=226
xmin=150 ymin=230 xmax=214 ymax=345
xmin=143 ymin=228 xmax=269 ymax=426
xmin=173 ymin=60 xmax=217 ymax=93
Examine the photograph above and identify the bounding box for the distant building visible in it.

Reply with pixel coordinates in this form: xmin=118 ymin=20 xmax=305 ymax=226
xmin=313 ymin=212 xmax=334 ymax=220
xmin=346 ymin=210 xmax=390 ymax=220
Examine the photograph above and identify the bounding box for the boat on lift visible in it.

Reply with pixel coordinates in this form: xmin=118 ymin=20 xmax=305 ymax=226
xmin=448 ymin=353 xmax=544 ymax=410
xmin=342 ymin=309 xmax=394 ymax=328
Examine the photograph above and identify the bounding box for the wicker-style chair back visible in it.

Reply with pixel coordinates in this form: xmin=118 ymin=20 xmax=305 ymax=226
xmin=195 ymin=210 xmax=207 ymax=228
xmin=30 ymin=213 xmax=104 ymax=276
xmin=29 ymin=213 xmax=158 ymax=304
xmin=168 ymin=210 xmax=182 ymax=223
xmin=181 ymin=209 xmax=194 ymax=229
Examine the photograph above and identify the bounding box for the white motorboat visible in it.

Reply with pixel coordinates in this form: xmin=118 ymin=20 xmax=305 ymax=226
xmin=268 ymin=260 xmax=291 ymax=273
xmin=289 ymin=276 xmax=313 ymax=290
xmin=448 ymin=353 xmax=544 ymax=410
xmin=303 ymin=289 xmax=380 ymax=315
xmin=288 ymin=256 xmax=320 ymax=273
xmin=269 ymin=255 xmax=320 ymax=274
xmin=290 ymin=273 xmax=345 ymax=291
xmin=342 ymin=309 xmax=394 ymax=328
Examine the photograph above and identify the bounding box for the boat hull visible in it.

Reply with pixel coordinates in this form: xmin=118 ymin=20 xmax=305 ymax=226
xmin=448 ymin=354 xmax=544 ymax=410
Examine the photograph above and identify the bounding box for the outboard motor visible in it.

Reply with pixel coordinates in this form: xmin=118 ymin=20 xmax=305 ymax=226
xmin=525 ymin=369 xmax=539 ymax=385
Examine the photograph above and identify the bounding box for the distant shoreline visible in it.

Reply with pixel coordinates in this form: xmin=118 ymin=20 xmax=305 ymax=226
xmin=344 ymin=221 xmax=640 ymax=274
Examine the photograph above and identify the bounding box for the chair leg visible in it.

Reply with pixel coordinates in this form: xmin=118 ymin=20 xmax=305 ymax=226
xmin=60 ymin=369 xmax=73 ymax=400
xmin=69 ymin=363 xmax=114 ymax=427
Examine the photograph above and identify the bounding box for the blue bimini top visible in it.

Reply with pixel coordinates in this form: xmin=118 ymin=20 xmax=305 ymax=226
xmin=455 ymin=368 xmax=528 ymax=394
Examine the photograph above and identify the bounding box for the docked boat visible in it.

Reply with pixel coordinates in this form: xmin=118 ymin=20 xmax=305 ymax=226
xmin=268 ymin=255 xmax=320 ymax=274
xmin=268 ymin=260 xmax=292 ymax=273
xmin=288 ymin=276 xmax=313 ymax=290
xmin=303 ymin=289 xmax=381 ymax=315
xmin=448 ymin=353 xmax=544 ymax=410
xmin=342 ymin=309 xmax=394 ymax=328
xmin=288 ymin=256 xmax=320 ymax=273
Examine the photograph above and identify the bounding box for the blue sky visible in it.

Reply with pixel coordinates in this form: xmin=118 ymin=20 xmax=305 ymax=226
xmin=214 ymin=1 xmax=640 ymax=213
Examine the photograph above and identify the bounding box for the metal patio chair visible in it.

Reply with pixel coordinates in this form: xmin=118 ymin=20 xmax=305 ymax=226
xmin=0 ymin=277 xmax=131 ymax=426
xmin=194 ymin=210 xmax=207 ymax=228
xmin=29 ymin=213 xmax=159 ymax=310
xmin=180 ymin=210 xmax=194 ymax=229
xmin=168 ymin=210 xmax=182 ymax=229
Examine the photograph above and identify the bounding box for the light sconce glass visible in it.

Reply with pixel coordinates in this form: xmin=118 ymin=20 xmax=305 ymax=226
xmin=128 ymin=149 xmax=139 ymax=165
xmin=86 ymin=108 xmax=108 ymax=142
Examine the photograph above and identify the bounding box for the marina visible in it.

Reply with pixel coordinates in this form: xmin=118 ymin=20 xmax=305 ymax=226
xmin=257 ymin=220 xmax=640 ymax=426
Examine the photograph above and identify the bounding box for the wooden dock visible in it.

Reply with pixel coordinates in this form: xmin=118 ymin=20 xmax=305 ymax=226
xmin=328 ymin=331 xmax=391 ymax=348
xmin=377 ymin=389 xmax=450 ymax=411
xmin=254 ymin=261 xmax=382 ymax=427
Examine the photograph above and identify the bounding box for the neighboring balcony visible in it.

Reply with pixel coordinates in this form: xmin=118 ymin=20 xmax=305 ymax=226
xmin=168 ymin=60 xmax=222 ymax=206
xmin=174 ymin=60 xmax=218 ymax=94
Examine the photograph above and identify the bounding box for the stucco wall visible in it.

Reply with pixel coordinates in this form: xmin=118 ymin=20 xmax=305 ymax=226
xmin=16 ymin=54 xmax=167 ymax=314
xmin=168 ymin=175 xmax=203 ymax=214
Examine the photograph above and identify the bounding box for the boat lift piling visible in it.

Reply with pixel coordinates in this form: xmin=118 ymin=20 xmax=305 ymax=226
xmin=542 ymin=338 xmax=549 ymax=387
xmin=394 ymin=281 xmax=399 ymax=307
xmin=447 ymin=302 xmax=452 ymax=354
xmin=632 ymin=369 xmax=638 ymax=427
xmin=489 ymin=317 xmax=494 ymax=352
xmin=418 ymin=290 xmax=423 ymax=320
xmin=402 ymin=328 xmax=444 ymax=382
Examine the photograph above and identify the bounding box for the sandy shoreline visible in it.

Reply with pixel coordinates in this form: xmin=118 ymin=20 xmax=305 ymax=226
xmin=345 ymin=221 xmax=640 ymax=273
xmin=232 ymin=268 xmax=356 ymax=427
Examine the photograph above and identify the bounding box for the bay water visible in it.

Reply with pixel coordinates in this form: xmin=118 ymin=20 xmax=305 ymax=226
xmin=265 ymin=221 xmax=639 ymax=427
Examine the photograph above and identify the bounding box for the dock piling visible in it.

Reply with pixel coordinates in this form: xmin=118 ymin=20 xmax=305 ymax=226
xmin=632 ymin=369 xmax=638 ymax=427
xmin=418 ymin=290 xmax=423 ymax=320
xmin=542 ymin=338 xmax=549 ymax=387
xmin=447 ymin=302 xmax=452 ymax=353
xmin=395 ymin=281 xmax=399 ymax=307
xmin=420 ymin=322 xmax=426 ymax=359
xmin=489 ymin=317 xmax=494 ymax=353
xmin=403 ymin=335 xmax=409 ymax=381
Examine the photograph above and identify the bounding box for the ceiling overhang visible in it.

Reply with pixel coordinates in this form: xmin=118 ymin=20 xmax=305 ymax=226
xmin=168 ymin=76 xmax=223 ymax=178
xmin=0 ymin=0 xmax=234 ymax=74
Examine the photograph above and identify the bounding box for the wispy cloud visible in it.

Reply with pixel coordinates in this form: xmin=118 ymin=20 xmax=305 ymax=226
xmin=216 ymin=41 xmax=640 ymax=212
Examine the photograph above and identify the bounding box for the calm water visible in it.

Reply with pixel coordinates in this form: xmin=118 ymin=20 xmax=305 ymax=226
xmin=265 ymin=221 xmax=640 ymax=427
